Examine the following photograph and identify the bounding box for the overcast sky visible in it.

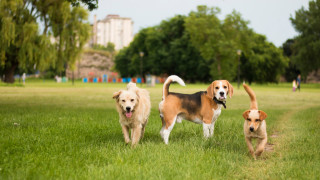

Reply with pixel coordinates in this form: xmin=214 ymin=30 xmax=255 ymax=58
xmin=88 ymin=0 xmax=310 ymax=47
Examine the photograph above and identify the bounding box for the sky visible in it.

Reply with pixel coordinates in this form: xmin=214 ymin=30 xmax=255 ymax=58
xmin=87 ymin=0 xmax=311 ymax=47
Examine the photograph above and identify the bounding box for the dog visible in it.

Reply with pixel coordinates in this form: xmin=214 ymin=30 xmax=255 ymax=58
xmin=159 ymin=75 xmax=233 ymax=144
xmin=113 ymin=82 xmax=151 ymax=146
xmin=242 ymin=83 xmax=268 ymax=159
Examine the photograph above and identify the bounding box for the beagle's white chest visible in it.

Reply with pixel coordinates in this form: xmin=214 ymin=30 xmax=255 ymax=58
xmin=212 ymin=105 xmax=222 ymax=122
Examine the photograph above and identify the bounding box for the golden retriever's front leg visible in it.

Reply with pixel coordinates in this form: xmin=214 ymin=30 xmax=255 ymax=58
xmin=245 ymin=137 xmax=256 ymax=159
xmin=131 ymin=125 xmax=142 ymax=146
xmin=121 ymin=125 xmax=130 ymax=144
xmin=140 ymin=123 xmax=147 ymax=139
xmin=255 ymin=137 xmax=267 ymax=157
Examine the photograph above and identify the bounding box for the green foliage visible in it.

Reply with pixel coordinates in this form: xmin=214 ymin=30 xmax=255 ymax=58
xmin=185 ymin=6 xmax=252 ymax=80
xmin=0 ymin=0 xmax=91 ymax=83
xmin=290 ymin=0 xmax=320 ymax=78
xmin=115 ymin=15 xmax=209 ymax=82
xmin=241 ymin=34 xmax=289 ymax=84
xmin=0 ymin=0 xmax=56 ymax=83
xmin=114 ymin=5 xmax=288 ymax=83
xmin=67 ymin=0 xmax=98 ymax=11
xmin=282 ymin=39 xmax=301 ymax=82
xmin=92 ymin=42 xmax=116 ymax=54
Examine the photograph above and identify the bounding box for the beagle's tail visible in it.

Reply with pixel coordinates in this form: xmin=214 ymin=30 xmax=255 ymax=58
xmin=162 ymin=75 xmax=185 ymax=100
xmin=243 ymin=83 xmax=258 ymax=110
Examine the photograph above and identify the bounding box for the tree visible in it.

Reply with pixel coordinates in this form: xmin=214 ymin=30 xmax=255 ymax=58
xmin=0 ymin=0 xmax=90 ymax=83
xmin=49 ymin=2 xmax=91 ymax=72
xmin=290 ymin=0 xmax=320 ymax=79
xmin=115 ymin=6 xmax=287 ymax=83
xmin=282 ymin=39 xmax=300 ymax=81
xmin=240 ymin=34 xmax=288 ymax=83
xmin=67 ymin=0 xmax=98 ymax=11
xmin=0 ymin=0 xmax=55 ymax=83
xmin=93 ymin=42 xmax=116 ymax=54
xmin=114 ymin=15 xmax=209 ymax=82
xmin=185 ymin=6 xmax=252 ymax=80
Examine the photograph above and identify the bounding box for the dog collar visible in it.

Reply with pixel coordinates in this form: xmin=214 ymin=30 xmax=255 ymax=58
xmin=213 ymin=97 xmax=226 ymax=109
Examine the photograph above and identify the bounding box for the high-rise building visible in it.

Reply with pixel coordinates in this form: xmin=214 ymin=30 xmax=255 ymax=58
xmin=92 ymin=14 xmax=133 ymax=50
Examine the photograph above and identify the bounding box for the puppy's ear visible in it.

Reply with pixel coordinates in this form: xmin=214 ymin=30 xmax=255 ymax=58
xmin=206 ymin=82 xmax=214 ymax=99
xmin=112 ymin=91 xmax=122 ymax=99
xmin=258 ymin=110 xmax=267 ymax=120
xmin=242 ymin=110 xmax=250 ymax=120
xmin=226 ymin=81 xmax=234 ymax=98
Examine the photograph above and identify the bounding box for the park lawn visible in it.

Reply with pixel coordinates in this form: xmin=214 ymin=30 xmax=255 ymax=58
xmin=0 ymin=81 xmax=320 ymax=179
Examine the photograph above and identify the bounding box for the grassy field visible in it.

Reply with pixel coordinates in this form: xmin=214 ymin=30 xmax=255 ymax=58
xmin=0 ymin=80 xmax=320 ymax=179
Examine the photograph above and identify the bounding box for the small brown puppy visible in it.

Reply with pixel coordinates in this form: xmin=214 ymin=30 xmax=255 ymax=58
xmin=113 ymin=82 xmax=151 ymax=146
xmin=242 ymin=83 xmax=267 ymax=159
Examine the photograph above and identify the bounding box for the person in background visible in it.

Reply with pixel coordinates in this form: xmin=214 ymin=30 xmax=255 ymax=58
xmin=292 ymin=79 xmax=297 ymax=92
xmin=296 ymin=74 xmax=301 ymax=92
xmin=22 ymin=73 xmax=26 ymax=84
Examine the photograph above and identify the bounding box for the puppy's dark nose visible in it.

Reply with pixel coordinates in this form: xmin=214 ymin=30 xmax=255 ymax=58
xmin=249 ymin=127 xmax=254 ymax=132
xmin=220 ymin=92 xmax=225 ymax=96
xmin=126 ymin=107 xmax=131 ymax=112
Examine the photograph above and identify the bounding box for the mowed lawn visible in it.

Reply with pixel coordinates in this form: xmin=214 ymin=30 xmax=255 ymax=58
xmin=0 ymin=80 xmax=320 ymax=179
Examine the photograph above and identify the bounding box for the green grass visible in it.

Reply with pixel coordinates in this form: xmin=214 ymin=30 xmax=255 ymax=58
xmin=0 ymin=80 xmax=320 ymax=179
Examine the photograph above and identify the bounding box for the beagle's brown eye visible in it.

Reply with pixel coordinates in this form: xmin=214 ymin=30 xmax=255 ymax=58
xmin=224 ymin=86 xmax=227 ymax=89
xmin=131 ymin=99 xmax=134 ymax=102
xmin=256 ymin=119 xmax=260 ymax=122
xmin=247 ymin=118 xmax=251 ymax=121
xmin=215 ymin=87 xmax=219 ymax=89
xmin=122 ymin=100 xmax=125 ymax=102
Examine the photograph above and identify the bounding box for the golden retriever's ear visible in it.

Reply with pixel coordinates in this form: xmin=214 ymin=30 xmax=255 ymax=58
xmin=227 ymin=81 xmax=234 ymax=98
xmin=206 ymin=82 xmax=214 ymax=99
xmin=112 ymin=91 xmax=121 ymax=99
xmin=134 ymin=90 xmax=140 ymax=100
xmin=258 ymin=110 xmax=267 ymax=120
xmin=242 ymin=110 xmax=250 ymax=119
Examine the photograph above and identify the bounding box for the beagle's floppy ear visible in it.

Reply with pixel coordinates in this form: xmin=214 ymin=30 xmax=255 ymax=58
xmin=206 ymin=82 xmax=214 ymax=99
xmin=227 ymin=81 xmax=234 ymax=98
xmin=258 ymin=110 xmax=267 ymax=120
xmin=112 ymin=91 xmax=122 ymax=99
xmin=242 ymin=110 xmax=250 ymax=120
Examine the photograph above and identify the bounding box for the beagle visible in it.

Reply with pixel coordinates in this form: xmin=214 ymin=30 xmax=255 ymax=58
xmin=159 ymin=75 xmax=233 ymax=144
xmin=242 ymin=83 xmax=268 ymax=159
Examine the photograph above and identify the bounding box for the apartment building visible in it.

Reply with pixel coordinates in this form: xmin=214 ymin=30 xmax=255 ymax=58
xmin=92 ymin=14 xmax=133 ymax=50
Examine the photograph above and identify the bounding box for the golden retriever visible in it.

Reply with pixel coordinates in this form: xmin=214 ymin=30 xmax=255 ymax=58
xmin=113 ymin=82 xmax=151 ymax=146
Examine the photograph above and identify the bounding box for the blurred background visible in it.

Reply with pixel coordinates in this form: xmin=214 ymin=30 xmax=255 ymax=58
xmin=0 ymin=0 xmax=318 ymax=85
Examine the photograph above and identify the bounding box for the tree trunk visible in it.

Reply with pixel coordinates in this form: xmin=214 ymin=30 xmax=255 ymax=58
xmin=4 ymin=62 xmax=18 ymax=83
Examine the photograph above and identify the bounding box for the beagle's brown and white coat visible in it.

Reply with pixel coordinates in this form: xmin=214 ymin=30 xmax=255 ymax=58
xmin=159 ymin=75 xmax=233 ymax=144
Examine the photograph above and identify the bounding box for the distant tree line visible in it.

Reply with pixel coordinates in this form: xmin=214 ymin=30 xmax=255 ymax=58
xmin=115 ymin=6 xmax=288 ymax=83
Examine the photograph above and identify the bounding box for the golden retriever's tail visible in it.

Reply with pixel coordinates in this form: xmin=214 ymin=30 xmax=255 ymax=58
xmin=127 ymin=82 xmax=137 ymax=90
xmin=162 ymin=75 xmax=185 ymax=100
xmin=243 ymin=83 xmax=258 ymax=110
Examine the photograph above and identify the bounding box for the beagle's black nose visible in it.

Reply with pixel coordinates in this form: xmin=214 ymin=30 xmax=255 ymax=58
xmin=249 ymin=127 xmax=254 ymax=132
xmin=126 ymin=107 xmax=131 ymax=112
xmin=220 ymin=92 xmax=225 ymax=96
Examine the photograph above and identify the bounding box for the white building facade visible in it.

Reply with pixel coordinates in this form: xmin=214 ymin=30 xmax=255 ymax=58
xmin=93 ymin=14 xmax=133 ymax=50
